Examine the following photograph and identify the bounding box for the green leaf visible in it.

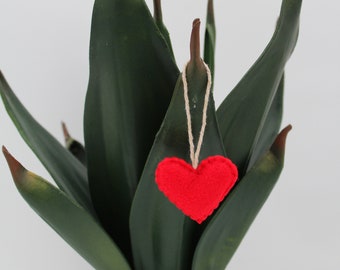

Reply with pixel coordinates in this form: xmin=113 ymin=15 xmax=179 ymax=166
xmin=192 ymin=125 xmax=291 ymax=270
xmin=204 ymin=0 xmax=216 ymax=82
xmin=84 ymin=0 xmax=178 ymax=259
xmin=247 ymin=74 xmax=284 ymax=169
xmin=217 ymin=0 xmax=301 ymax=175
xmin=0 ymin=72 xmax=94 ymax=215
xmin=153 ymin=0 xmax=175 ymax=60
xmin=2 ymin=147 xmax=131 ymax=270
xmin=130 ymin=20 xmax=226 ymax=270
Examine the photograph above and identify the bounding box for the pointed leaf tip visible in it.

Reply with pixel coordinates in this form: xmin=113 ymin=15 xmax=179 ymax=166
xmin=0 ymin=71 xmax=9 ymax=90
xmin=203 ymin=0 xmax=216 ymax=82
xmin=61 ymin=122 xmax=71 ymax=143
xmin=2 ymin=146 xmax=25 ymax=182
xmin=190 ymin=19 xmax=202 ymax=64
xmin=0 ymin=71 xmax=93 ymax=212
xmin=207 ymin=0 xmax=215 ymax=22
xmin=152 ymin=0 xmax=175 ymax=60
xmin=0 ymin=70 xmax=4 ymax=80
xmin=271 ymin=124 xmax=292 ymax=159
xmin=1 ymin=149 xmax=132 ymax=270
xmin=153 ymin=0 xmax=162 ymax=22
xmin=193 ymin=18 xmax=201 ymax=28
xmin=61 ymin=122 xmax=87 ymax=166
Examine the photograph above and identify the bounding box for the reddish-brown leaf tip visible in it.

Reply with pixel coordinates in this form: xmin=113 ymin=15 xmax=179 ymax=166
xmin=190 ymin=18 xmax=201 ymax=64
xmin=2 ymin=146 xmax=26 ymax=183
xmin=61 ymin=121 xmax=71 ymax=143
xmin=187 ymin=18 xmax=206 ymax=77
xmin=153 ymin=0 xmax=162 ymax=22
xmin=207 ymin=0 xmax=215 ymax=23
xmin=271 ymin=124 xmax=292 ymax=160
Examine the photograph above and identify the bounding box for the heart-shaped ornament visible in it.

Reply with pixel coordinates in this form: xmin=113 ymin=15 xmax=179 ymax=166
xmin=155 ymin=155 xmax=238 ymax=223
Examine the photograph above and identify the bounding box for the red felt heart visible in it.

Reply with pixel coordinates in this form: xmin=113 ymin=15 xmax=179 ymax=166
xmin=155 ymin=155 xmax=238 ymax=224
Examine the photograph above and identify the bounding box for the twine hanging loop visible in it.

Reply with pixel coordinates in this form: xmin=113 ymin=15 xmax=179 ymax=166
xmin=182 ymin=61 xmax=212 ymax=169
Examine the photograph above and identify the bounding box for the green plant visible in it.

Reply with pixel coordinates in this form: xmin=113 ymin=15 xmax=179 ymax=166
xmin=0 ymin=0 xmax=302 ymax=269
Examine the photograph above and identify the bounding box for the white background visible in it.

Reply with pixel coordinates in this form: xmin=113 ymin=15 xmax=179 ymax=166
xmin=0 ymin=0 xmax=339 ymax=269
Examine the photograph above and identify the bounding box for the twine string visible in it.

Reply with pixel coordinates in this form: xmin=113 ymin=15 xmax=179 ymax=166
xmin=182 ymin=61 xmax=212 ymax=169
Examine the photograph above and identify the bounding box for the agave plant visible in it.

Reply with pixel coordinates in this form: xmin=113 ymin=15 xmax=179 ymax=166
xmin=0 ymin=0 xmax=302 ymax=269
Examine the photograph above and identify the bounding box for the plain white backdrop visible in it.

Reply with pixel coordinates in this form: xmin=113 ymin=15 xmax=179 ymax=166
xmin=0 ymin=0 xmax=339 ymax=269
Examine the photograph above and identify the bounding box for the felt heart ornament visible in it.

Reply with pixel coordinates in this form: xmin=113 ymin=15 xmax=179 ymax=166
xmin=155 ymin=155 xmax=238 ymax=224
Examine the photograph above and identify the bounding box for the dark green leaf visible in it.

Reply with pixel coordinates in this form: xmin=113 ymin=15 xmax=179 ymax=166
xmin=130 ymin=20 xmax=226 ymax=270
xmin=153 ymin=0 xmax=175 ymax=60
xmin=247 ymin=74 xmax=284 ymax=169
xmin=0 ymin=72 xmax=94 ymax=215
xmin=204 ymin=0 xmax=216 ymax=82
xmin=84 ymin=0 xmax=178 ymax=259
xmin=217 ymin=0 xmax=301 ymax=176
xmin=192 ymin=126 xmax=291 ymax=270
xmin=3 ymin=147 xmax=131 ymax=270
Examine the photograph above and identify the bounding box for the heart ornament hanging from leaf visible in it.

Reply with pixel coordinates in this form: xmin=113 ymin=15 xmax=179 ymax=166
xmin=155 ymin=60 xmax=238 ymax=224
xmin=155 ymin=155 xmax=238 ymax=223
